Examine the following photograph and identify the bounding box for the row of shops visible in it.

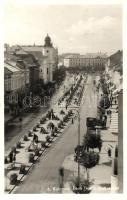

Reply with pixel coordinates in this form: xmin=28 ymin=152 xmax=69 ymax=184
xmin=97 ymin=69 xmax=123 ymax=192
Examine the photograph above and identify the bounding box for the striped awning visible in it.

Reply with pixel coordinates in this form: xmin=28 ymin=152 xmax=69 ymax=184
xmin=109 ymin=85 xmax=115 ymax=91
xmin=106 ymin=80 xmax=111 ymax=84
xmin=109 ymin=112 xmax=118 ymax=133
xmin=112 ymin=84 xmax=122 ymax=95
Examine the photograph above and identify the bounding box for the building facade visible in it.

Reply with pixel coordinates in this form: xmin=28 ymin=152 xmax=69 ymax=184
xmin=118 ymin=90 xmax=123 ymax=192
xmin=105 ymin=50 xmax=123 ymax=89
xmin=105 ymin=50 xmax=122 ymax=75
xmin=4 ymin=61 xmax=29 ymax=107
xmin=14 ymin=51 xmax=40 ymax=90
xmin=64 ymin=53 xmax=107 ymax=70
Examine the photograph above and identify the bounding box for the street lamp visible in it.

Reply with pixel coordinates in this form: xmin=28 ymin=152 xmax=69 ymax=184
xmin=72 ymin=108 xmax=80 ymax=186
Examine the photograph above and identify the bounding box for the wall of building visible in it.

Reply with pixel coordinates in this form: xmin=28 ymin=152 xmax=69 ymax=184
xmin=43 ymin=46 xmax=58 ymax=82
xmin=105 ymin=50 xmax=122 ymax=88
xmin=118 ymin=90 xmax=123 ymax=192
xmin=63 ymin=58 xmax=70 ymax=68
xmin=64 ymin=56 xmax=106 ymax=68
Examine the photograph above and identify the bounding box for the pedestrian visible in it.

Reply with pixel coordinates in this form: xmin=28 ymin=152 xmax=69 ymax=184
xmin=72 ymin=118 xmax=74 ymax=124
xmin=98 ymin=145 xmax=102 ymax=152
xmin=104 ymin=115 xmax=107 ymax=127
xmin=110 ymin=100 xmax=112 ymax=107
xmin=116 ymin=106 xmax=118 ymax=113
xmin=51 ymin=123 xmax=54 ymax=130
xmin=13 ymin=153 xmax=16 ymax=167
xmin=9 ymin=152 xmax=13 ymax=163
xmin=108 ymin=148 xmax=111 ymax=157
xmin=19 ymin=117 xmax=22 ymax=127
xmin=33 ymin=134 xmax=37 ymax=141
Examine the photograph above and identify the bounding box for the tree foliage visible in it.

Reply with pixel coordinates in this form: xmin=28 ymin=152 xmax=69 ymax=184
xmin=99 ymin=96 xmax=110 ymax=109
xmin=79 ymin=151 xmax=100 ymax=170
xmin=83 ymin=132 xmax=102 ymax=151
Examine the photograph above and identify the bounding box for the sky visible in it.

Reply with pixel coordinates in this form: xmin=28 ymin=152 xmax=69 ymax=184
xmin=4 ymin=2 xmax=122 ymax=55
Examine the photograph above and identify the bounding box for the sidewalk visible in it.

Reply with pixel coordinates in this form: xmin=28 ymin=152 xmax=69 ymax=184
xmin=90 ymin=115 xmax=118 ymax=193
xmin=61 ymin=78 xmax=118 ymax=193
xmin=61 ymin=111 xmax=118 ymax=193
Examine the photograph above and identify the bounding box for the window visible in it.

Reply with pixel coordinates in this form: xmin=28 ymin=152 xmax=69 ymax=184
xmin=47 ymin=68 xmax=48 ymax=74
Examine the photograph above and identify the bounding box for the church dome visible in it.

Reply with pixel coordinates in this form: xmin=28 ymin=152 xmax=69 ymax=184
xmin=44 ymin=34 xmax=52 ymax=47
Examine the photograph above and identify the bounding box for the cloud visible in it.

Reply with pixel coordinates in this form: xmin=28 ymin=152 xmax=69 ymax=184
xmin=64 ymin=16 xmax=122 ymax=54
xmin=66 ymin=16 xmax=119 ymax=36
xmin=5 ymin=3 xmax=122 ymax=54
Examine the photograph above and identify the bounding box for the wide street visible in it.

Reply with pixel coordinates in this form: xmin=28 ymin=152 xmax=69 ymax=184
xmin=14 ymin=74 xmax=98 ymax=194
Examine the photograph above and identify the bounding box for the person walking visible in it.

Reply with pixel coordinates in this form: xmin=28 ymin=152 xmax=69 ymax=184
xmin=104 ymin=115 xmax=107 ymax=127
xmin=19 ymin=117 xmax=22 ymax=128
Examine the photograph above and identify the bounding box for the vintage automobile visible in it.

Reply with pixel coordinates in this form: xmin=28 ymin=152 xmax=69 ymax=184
xmin=86 ymin=117 xmax=103 ymax=130
xmin=86 ymin=117 xmax=97 ymax=129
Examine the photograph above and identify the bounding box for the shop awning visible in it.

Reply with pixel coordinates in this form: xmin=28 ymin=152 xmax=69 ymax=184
xmin=109 ymin=85 xmax=115 ymax=91
xmin=112 ymin=84 xmax=122 ymax=95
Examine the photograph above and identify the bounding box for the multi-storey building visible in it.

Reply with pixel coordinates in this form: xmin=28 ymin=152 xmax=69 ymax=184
xmin=105 ymin=50 xmax=122 ymax=90
xmin=4 ymin=45 xmax=40 ymax=90
xmin=64 ymin=53 xmax=107 ymax=70
xmin=4 ymin=61 xmax=29 ymax=106
xmin=14 ymin=50 xmax=40 ymax=90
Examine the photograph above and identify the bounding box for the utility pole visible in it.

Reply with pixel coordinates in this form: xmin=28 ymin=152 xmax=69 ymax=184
xmin=77 ymin=112 xmax=80 ymax=187
xmin=59 ymin=167 xmax=64 ymax=193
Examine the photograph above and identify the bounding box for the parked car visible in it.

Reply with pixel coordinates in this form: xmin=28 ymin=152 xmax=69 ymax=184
xmin=86 ymin=117 xmax=97 ymax=129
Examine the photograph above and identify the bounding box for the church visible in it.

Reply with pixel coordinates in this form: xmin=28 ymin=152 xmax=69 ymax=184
xmin=7 ymin=34 xmax=58 ymax=84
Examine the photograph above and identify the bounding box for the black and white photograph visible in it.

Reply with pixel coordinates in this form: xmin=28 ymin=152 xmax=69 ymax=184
xmin=2 ymin=0 xmax=125 ymax=196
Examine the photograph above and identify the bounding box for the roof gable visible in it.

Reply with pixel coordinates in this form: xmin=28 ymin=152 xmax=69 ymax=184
xmin=4 ymin=62 xmax=21 ymax=73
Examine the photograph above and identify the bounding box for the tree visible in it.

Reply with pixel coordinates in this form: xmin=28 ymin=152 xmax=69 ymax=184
xmin=79 ymin=151 xmax=100 ymax=180
xmin=100 ymin=75 xmax=105 ymax=85
xmin=101 ymin=83 xmax=108 ymax=95
xmin=83 ymin=132 xmax=102 ymax=152
xmin=99 ymin=95 xmax=110 ymax=109
xmin=53 ymin=68 xmax=66 ymax=83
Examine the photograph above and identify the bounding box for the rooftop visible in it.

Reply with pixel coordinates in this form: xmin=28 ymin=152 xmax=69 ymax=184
xmin=4 ymin=62 xmax=21 ymax=73
xmin=21 ymin=46 xmax=43 ymax=52
xmin=21 ymin=46 xmax=44 ymax=64
xmin=65 ymin=54 xmax=107 ymax=59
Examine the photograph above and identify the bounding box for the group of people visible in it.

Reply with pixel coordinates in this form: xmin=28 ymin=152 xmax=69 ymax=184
xmin=47 ymin=109 xmax=59 ymax=121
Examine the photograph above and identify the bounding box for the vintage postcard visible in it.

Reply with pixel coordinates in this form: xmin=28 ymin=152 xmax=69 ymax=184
xmin=2 ymin=0 xmax=125 ymax=197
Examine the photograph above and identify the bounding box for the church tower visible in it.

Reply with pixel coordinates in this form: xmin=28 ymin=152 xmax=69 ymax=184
xmin=42 ymin=34 xmax=58 ymax=84
xmin=44 ymin=34 xmax=53 ymax=47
